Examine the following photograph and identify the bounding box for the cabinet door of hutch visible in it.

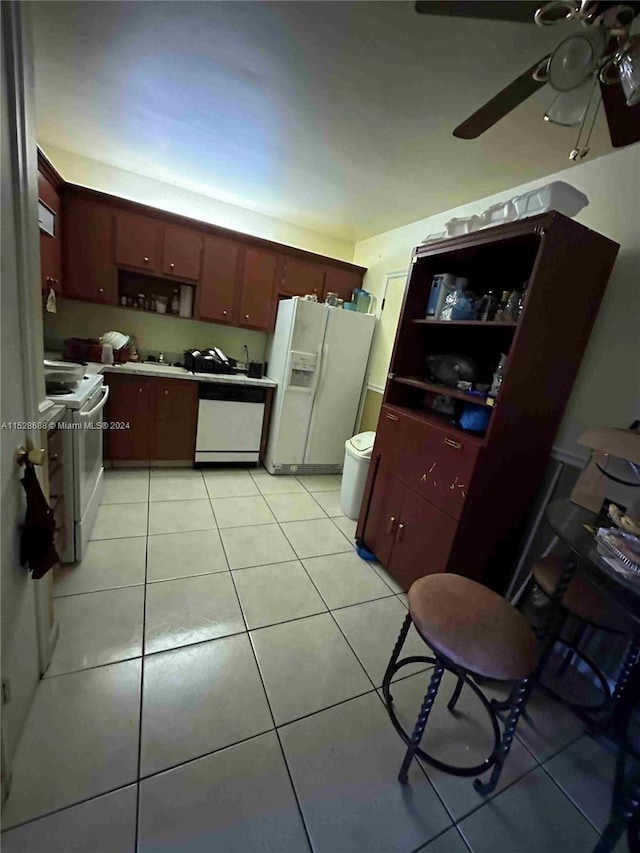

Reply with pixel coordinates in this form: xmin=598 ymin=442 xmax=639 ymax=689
xmin=389 ymin=488 xmax=457 ymax=591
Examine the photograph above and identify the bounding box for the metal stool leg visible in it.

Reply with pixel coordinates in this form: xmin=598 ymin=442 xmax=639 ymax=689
xmin=398 ymin=663 xmax=444 ymax=785
xmin=447 ymin=674 xmax=464 ymax=713
xmin=613 ymin=635 xmax=640 ymax=707
xmin=382 ymin=613 xmax=412 ymax=701
xmin=593 ymin=762 xmax=640 ymax=853
xmin=474 ymin=677 xmax=532 ymax=796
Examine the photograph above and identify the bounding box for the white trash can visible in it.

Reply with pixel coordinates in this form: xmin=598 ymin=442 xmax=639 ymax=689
xmin=340 ymin=431 xmax=376 ymax=520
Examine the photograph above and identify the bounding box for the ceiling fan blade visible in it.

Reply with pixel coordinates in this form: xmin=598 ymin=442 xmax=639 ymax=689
xmin=453 ymin=56 xmax=551 ymax=139
xmin=414 ymin=1 xmax=540 ymax=23
xmin=600 ymin=79 xmax=640 ymax=148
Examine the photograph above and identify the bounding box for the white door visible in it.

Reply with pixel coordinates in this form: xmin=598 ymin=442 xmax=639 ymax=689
xmin=304 ymin=308 xmax=375 ymax=466
xmin=1 ymin=1 xmax=50 ymax=787
xmin=266 ymin=299 xmax=327 ymax=468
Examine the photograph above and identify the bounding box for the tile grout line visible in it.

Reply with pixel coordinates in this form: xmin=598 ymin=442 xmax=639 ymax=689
xmin=133 ymin=473 xmax=150 ymax=853
xmin=217 ymin=526 xmax=316 ymax=853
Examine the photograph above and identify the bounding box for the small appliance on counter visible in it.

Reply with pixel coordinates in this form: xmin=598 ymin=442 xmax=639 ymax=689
xmin=63 ymin=336 xmax=129 ymax=364
xmin=184 ymin=348 xmax=239 ymax=375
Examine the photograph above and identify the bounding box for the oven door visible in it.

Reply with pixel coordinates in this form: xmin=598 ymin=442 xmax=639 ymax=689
xmin=72 ymin=383 xmax=109 ymax=559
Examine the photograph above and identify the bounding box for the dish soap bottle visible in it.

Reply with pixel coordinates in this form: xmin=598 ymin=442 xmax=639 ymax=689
xmin=489 ymin=353 xmax=508 ymax=400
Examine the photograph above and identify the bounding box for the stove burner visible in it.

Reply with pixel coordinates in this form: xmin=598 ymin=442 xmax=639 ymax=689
xmin=45 ymin=383 xmax=74 ymax=396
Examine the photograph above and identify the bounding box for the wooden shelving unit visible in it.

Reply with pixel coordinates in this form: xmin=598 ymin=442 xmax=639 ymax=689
xmin=356 ymin=212 xmax=620 ymax=593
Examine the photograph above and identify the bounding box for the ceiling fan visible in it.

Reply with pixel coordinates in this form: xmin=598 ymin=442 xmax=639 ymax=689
xmin=415 ymin=1 xmax=640 ymax=156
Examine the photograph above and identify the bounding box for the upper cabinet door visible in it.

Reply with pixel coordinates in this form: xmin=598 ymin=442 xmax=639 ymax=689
xmin=198 ymin=236 xmax=240 ymax=324
xmin=63 ymin=196 xmax=118 ymax=305
xmin=38 ymin=171 xmax=61 ymax=293
xmin=239 ymin=248 xmax=281 ymax=331
xmin=115 ymin=212 xmax=159 ymax=272
xmin=162 ymin=225 xmax=202 ymax=281
xmin=324 ymin=267 xmax=364 ymax=304
xmin=281 ymin=258 xmax=326 ymax=298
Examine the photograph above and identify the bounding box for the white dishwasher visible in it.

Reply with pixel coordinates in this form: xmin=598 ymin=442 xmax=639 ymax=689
xmin=195 ymin=383 xmax=267 ymax=464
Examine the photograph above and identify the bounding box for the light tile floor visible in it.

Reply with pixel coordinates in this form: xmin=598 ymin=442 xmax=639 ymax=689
xmin=1 ymin=467 xmax=623 ymax=852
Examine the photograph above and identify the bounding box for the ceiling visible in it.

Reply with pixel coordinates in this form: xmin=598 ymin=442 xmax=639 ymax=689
xmin=31 ymin=1 xmax=616 ymax=243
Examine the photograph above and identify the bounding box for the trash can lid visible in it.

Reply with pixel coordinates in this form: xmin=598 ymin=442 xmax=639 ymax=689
xmin=346 ymin=431 xmax=376 ymax=457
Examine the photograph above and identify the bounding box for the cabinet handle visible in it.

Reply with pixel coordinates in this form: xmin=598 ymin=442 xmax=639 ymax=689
xmin=164 ymin=390 xmax=168 ymax=395
xmin=144 ymin=257 xmax=149 ymax=263
xmin=444 ymin=438 xmax=462 ymax=449
xmin=49 ymin=453 xmax=59 ymax=462
xmin=99 ymin=288 xmax=104 ymax=293
xmin=222 ymin=310 xmax=227 ymax=316
xmin=385 ymin=413 xmax=399 ymax=422
xmin=169 ymin=263 xmax=175 ymax=270
xmin=387 ymin=515 xmax=397 ymax=534
xmin=245 ymin=314 xmax=250 ymax=319
xmin=139 ymin=387 xmax=143 ymax=393
xmin=397 ymin=523 xmax=405 ymax=541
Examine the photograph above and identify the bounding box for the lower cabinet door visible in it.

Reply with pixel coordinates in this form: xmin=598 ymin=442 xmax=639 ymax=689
xmin=362 ymin=469 xmax=405 ymax=568
xmin=152 ymin=378 xmax=198 ymax=461
xmin=104 ymin=375 xmax=152 ymax=461
xmin=389 ymin=488 xmax=457 ymax=591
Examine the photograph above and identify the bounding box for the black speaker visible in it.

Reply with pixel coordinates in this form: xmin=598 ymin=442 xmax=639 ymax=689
xmin=247 ymin=361 xmax=263 ymax=379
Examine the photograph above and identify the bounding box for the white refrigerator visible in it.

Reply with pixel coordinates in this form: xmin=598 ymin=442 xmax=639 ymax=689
xmin=264 ymin=297 xmax=375 ymax=474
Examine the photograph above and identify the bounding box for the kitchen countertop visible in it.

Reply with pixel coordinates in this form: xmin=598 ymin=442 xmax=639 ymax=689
xmin=84 ymin=360 xmax=277 ymax=388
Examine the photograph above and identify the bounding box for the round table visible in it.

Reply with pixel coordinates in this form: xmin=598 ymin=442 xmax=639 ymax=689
xmin=545 ymin=498 xmax=640 ymax=624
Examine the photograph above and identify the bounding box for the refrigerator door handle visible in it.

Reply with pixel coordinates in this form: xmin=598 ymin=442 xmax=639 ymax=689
xmin=312 ymin=344 xmax=329 ymax=405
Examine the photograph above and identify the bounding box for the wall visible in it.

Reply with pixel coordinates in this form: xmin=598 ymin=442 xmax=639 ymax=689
xmin=44 ymin=299 xmax=268 ymax=364
xmin=42 ymin=145 xmax=355 ymax=262
xmin=355 ymin=146 xmax=640 ymax=458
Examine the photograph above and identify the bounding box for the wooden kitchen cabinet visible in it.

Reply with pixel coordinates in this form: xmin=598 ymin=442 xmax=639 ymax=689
xmin=281 ymin=258 xmax=326 ymax=298
xmin=38 ymin=170 xmax=62 ymax=294
xmin=152 ymin=378 xmax=198 ymax=461
xmin=63 ymin=196 xmax=118 ymax=305
xmin=104 ymin=373 xmax=198 ymax=462
xmin=324 ymin=267 xmax=363 ymax=304
xmin=239 ymin=247 xmax=281 ymax=331
xmin=115 ymin=212 xmax=160 ymax=273
xmin=104 ymin=374 xmax=153 ymax=461
xmin=357 ymin=213 xmax=619 ymax=592
xmin=60 ymin=180 xmax=366 ymax=328
xmin=162 ymin=225 xmax=202 ymax=281
xmin=197 ymin=236 xmax=241 ymax=324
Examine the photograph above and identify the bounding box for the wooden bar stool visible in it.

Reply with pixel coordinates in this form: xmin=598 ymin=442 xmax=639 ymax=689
xmin=528 ymin=556 xmax=640 ymax=713
xmin=382 ymin=573 xmax=539 ymax=795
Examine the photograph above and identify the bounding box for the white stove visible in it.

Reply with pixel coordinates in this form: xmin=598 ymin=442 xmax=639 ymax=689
xmin=45 ymin=373 xmax=104 ymax=410
xmin=46 ymin=373 xmax=109 ymax=562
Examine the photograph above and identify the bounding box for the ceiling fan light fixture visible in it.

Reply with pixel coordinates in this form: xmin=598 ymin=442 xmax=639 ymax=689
xmin=544 ymin=74 xmax=595 ymax=124
xmin=548 ymin=29 xmax=607 ymax=91
xmin=617 ymin=34 xmax=640 ymax=105
xmin=534 ymin=0 xmax=582 ymax=26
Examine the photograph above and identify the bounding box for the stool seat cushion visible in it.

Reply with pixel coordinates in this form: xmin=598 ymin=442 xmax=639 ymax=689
xmin=533 ymin=556 xmax=638 ymax=634
xmin=408 ymin=573 xmax=538 ymax=681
